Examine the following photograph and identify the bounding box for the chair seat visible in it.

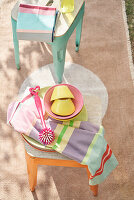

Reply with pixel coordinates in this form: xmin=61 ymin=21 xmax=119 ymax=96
xmin=11 ymin=0 xmax=85 ymax=37
xmin=25 ymin=142 xmax=72 ymax=160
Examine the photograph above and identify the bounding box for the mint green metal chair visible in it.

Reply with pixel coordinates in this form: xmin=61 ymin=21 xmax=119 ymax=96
xmin=11 ymin=0 xmax=85 ymax=83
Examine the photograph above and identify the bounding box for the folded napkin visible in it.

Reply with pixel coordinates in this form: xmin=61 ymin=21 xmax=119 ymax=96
xmin=17 ymin=4 xmax=58 ymax=42
xmin=7 ymin=87 xmax=118 ymax=185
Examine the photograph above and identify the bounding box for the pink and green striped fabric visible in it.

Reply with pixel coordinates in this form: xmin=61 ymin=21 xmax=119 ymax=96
xmin=45 ymin=119 xmax=118 ymax=185
xmin=17 ymin=4 xmax=58 ymax=42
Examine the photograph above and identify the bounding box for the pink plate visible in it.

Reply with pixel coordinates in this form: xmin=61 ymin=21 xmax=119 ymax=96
xmin=44 ymin=84 xmax=84 ymax=120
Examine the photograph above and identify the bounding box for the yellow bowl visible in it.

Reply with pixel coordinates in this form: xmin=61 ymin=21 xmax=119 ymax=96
xmin=51 ymin=99 xmax=75 ymax=116
xmin=50 ymin=85 xmax=74 ymax=101
xmin=47 ymin=105 xmax=87 ymax=122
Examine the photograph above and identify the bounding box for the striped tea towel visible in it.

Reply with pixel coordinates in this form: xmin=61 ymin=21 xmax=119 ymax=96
xmin=46 ymin=119 xmax=118 ymax=185
xmin=17 ymin=4 xmax=58 ymax=42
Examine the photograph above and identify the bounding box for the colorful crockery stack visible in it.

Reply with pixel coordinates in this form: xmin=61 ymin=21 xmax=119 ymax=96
xmin=51 ymin=85 xmax=75 ymax=116
xmin=44 ymin=84 xmax=84 ymax=121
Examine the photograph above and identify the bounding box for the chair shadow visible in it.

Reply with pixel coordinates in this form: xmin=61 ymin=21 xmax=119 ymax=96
xmin=0 ymin=40 xmax=54 ymax=177
xmin=34 ymin=165 xmax=91 ymax=200
xmin=32 ymin=191 xmax=39 ymax=200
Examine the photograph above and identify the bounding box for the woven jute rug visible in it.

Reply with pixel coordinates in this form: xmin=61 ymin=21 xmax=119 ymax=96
xmin=0 ymin=0 xmax=134 ymax=199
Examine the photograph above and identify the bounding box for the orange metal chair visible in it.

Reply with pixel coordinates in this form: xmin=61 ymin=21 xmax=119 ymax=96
xmin=22 ymin=89 xmax=104 ymax=196
xmin=24 ymin=142 xmax=98 ymax=196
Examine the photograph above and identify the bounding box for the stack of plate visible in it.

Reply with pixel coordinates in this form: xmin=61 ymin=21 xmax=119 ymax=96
xmin=44 ymin=84 xmax=84 ymax=121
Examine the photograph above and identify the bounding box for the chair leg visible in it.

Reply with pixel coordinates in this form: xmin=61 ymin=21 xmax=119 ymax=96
xmin=89 ymin=185 xmax=98 ymax=196
xmin=25 ymin=151 xmax=38 ymax=191
xmin=51 ymin=2 xmax=85 ymax=83
xmin=75 ymin=14 xmax=84 ymax=52
xmin=51 ymin=40 xmax=67 ymax=83
xmin=86 ymin=167 xmax=98 ymax=196
xmin=11 ymin=17 xmax=20 ymax=69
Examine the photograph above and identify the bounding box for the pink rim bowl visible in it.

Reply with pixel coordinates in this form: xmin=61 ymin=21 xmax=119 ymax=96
xmin=44 ymin=84 xmax=84 ymax=120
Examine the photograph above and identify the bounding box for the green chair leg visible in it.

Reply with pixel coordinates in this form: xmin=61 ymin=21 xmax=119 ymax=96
xmin=52 ymin=41 xmax=67 ymax=83
xmin=11 ymin=17 xmax=20 ymax=70
xmin=75 ymin=14 xmax=84 ymax=52
xmin=51 ymin=2 xmax=85 ymax=83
